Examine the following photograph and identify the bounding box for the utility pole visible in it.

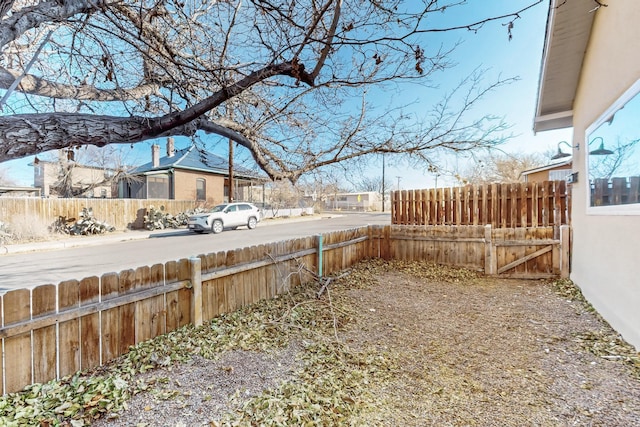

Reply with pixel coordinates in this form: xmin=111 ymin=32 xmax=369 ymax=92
xmin=381 ymin=153 xmax=386 ymax=212
xmin=228 ymin=137 xmax=234 ymax=202
xmin=228 ymin=104 xmax=234 ymax=203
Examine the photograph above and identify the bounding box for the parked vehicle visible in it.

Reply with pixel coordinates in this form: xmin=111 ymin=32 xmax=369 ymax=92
xmin=187 ymin=202 xmax=261 ymax=234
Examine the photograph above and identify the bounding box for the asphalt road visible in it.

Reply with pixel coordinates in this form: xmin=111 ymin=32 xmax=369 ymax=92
xmin=0 ymin=212 xmax=390 ymax=292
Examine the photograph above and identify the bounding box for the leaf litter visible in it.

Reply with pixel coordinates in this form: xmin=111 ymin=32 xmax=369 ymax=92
xmin=1 ymin=259 xmax=639 ymax=426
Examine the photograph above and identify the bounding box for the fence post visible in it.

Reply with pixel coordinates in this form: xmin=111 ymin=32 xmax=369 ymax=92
xmin=560 ymin=225 xmax=571 ymax=278
xmin=484 ymin=224 xmax=496 ymax=275
xmin=190 ymin=257 xmax=203 ymax=327
xmin=317 ymin=234 xmax=323 ymax=278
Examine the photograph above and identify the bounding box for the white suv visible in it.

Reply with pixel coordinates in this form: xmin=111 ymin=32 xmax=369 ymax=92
xmin=187 ymin=202 xmax=261 ymax=234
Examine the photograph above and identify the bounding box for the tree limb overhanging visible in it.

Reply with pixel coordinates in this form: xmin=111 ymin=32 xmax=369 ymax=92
xmin=0 ymin=0 xmax=545 ymax=182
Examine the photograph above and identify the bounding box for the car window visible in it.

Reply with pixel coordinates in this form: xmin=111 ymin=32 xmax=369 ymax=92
xmin=239 ymin=204 xmax=251 ymax=211
xmin=225 ymin=205 xmax=237 ymax=213
xmin=211 ymin=204 xmax=227 ymax=213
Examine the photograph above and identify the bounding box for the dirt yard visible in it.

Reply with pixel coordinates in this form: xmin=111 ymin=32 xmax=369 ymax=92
xmin=6 ymin=260 xmax=639 ymax=426
xmin=84 ymin=260 xmax=640 ymax=426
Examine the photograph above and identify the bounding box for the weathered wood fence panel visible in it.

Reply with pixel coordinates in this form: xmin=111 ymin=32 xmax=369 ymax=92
xmin=392 ymin=181 xmax=571 ymax=227
xmin=0 ymin=198 xmax=199 ymax=230
xmin=0 ymin=224 xmax=571 ymax=394
xmin=0 ymin=228 xmax=372 ymax=394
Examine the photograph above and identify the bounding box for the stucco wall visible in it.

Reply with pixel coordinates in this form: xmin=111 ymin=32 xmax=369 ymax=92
xmin=571 ymin=0 xmax=640 ymax=348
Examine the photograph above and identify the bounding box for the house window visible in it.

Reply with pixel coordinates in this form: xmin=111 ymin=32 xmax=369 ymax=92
xmin=147 ymin=175 xmax=169 ymax=199
xmin=549 ymin=169 xmax=571 ymax=181
xmin=586 ymin=79 xmax=640 ymax=213
xmin=196 ymin=178 xmax=206 ymax=200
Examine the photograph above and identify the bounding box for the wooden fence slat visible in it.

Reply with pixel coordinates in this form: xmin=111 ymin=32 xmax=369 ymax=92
xmin=4 ymin=289 xmax=32 ymax=393
xmin=58 ymin=280 xmax=81 ymax=378
xmin=118 ymin=269 xmax=137 ymax=351
xmin=202 ymin=252 xmax=217 ymax=322
xmin=176 ymin=258 xmax=192 ymax=326
xmin=32 ymin=284 xmax=57 ymax=383
xmin=531 ymin=182 xmax=539 ymax=226
xmin=101 ymin=273 xmax=121 ymax=362
xmin=79 ymin=276 xmax=100 ymax=370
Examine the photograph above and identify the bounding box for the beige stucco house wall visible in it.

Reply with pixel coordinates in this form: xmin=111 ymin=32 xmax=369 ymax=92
xmin=536 ymin=0 xmax=640 ymax=348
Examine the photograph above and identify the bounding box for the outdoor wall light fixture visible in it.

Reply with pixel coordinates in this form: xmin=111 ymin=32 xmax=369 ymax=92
xmin=588 ymin=136 xmax=614 ymax=156
xmin=550 ymin=141 xmax=575 ymax=160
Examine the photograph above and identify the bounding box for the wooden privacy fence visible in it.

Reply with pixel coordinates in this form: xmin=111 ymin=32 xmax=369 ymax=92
xmin=592 ymin=177 xmax=640 ymax=206
xmin=0 ymin=198 xmax=199 ymax=230
xmin=381 ymin=225 xmax=570 ymax=279
xmin=0 ymin=224 xmax=569 ymax=395
xmin=0 ymin=227 xmax=370 ymax=395
xmin=392 ymin=181 xmax=571 ymax=227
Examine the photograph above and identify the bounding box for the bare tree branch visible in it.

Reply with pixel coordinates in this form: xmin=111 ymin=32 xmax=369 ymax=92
xmin=0 ymin=0 xmax=545 ymax=183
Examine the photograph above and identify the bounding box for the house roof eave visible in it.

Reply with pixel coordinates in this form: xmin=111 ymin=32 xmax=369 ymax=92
xmin=534 ymin=0 xmax=597 ymax=133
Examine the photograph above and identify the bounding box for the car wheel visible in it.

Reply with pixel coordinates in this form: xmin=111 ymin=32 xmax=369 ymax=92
xmin=247 ymin=216 xmax=258 ymax=229
xmin=211 ymin=219 xmax=223 ymax=234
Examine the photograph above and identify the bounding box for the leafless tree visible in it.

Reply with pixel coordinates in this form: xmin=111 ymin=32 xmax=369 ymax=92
xmin=39 ymin=146 xmax=138 ymax=197
xmin=589 ymin=138 xmax=640 ymax=181
xmin=352 ymin=176 xmax=384 ymax=194
xmin=457 ymin=151 xmax=546 ymax=185
xmin=0 ymin=0 xmax=543 ymax=182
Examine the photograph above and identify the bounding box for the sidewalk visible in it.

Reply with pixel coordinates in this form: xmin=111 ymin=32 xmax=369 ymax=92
xmin=2 ymin=214 xmax=330 ymax=256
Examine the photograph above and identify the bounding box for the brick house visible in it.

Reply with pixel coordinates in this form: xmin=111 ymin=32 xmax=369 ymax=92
xmin=118 ymin=139 xmax=263 ymax=205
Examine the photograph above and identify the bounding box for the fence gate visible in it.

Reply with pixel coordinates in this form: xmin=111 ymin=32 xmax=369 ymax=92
xmin=485 ymin=225 xmax=570 ymax=279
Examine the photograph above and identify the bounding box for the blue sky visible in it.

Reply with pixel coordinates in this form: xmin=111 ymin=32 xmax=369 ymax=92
xmin=2 ymin=0 xmax=572 ymax=188
xmin=376 ymin=0 xmax=573 ymax=189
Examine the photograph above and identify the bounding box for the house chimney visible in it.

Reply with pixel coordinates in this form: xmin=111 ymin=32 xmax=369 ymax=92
xmin=152 ymin=144 xmax=160 ymax=168
xmin=167 ymin=137 xmax=175 ymax=157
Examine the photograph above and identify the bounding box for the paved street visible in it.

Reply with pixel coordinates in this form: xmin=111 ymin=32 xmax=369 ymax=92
xmin=0 ymin=212 xmax=390 ymax=292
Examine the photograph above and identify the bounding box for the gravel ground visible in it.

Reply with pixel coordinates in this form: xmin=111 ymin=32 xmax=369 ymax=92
xmin=92 ymin=347 xmax=302 ymax=426
xmin=90 ymin=261 xmax=640 ymax=426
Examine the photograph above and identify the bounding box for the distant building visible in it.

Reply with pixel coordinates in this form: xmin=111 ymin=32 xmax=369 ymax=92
xmin=32 ymin=154 xmax=116 ymax=198
xmin=119 ymin=138 xmax=264 ymax=205
xmin=520 ymin=159 xmax=572 ymax=183
xmin=325 ymin=191 xmax=383 ymax=211
xmin=0 ymin=186 xmax=41 ymax=197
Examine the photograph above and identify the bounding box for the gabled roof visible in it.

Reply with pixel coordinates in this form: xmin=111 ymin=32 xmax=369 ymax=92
xmin=534 ymin=0 xmax=598 ymax=133
xmin=520 ymin=158 xmax=572 ymax=176
xmin=132 ymin=144 xmax=262 ymax=180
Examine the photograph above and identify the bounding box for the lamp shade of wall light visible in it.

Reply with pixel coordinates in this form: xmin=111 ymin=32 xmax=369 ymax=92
xmin=588 ymin=137 xmax=614 ymax=156
xmin=550 ymin=141 xmax=574 ymax=160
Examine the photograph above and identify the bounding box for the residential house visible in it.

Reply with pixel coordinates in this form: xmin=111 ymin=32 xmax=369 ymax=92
xmin=33 ymin=153 xmax=115 ymax=198
xmin=119 ymin=138 xmax=264 ymax=205
xmin=520 ymin=158 xmax=572 ymax=183
xmin=535 ymin=0 xmax=640 ymax=348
